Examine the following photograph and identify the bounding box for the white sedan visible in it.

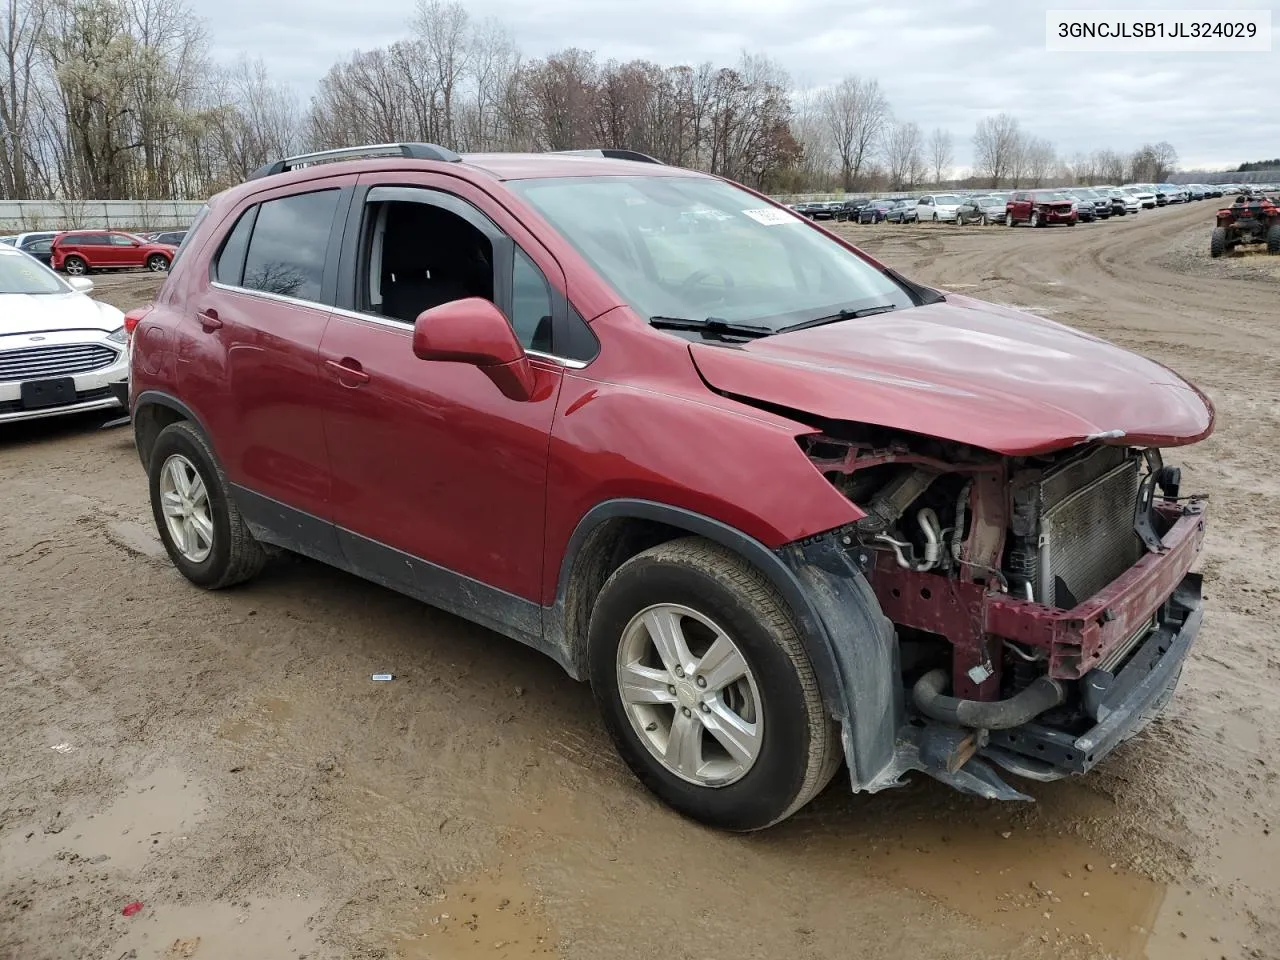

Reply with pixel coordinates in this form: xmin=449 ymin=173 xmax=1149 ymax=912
xmin=916 ymin=194 xmax=964 ymax=222
xmin=0 ymin=245 xmax=129 ymax=424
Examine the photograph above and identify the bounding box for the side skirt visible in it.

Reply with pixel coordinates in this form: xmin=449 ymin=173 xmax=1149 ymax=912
xmin=231 ymin=484 xmax=566 ymax=670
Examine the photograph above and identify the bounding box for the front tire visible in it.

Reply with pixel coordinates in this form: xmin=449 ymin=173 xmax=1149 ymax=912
xmin=1267 ymin=223 xmax=1280 ymax=254
xmin=1030 ymin=210 xmax=1042 ymax=227
xmin=587 ymin=537 xmax=841 ymax=831
xmin=1006 ymin=212 xmax=1015 ymax=227
xmin=148 ymin=421 xmax=265 ymax=589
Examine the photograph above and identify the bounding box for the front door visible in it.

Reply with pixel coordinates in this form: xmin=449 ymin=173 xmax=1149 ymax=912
xmin=318 ymin=176 xmax=567 ymax=606
xmin=107 ymin=233 xmax=142 ymax=267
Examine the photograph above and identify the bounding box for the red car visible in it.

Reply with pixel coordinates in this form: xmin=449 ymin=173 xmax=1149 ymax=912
xmin=51 ymin=230 xmax=177 ymax=276
xmin=1005 ymin=189 xmax=1078 ymax=227
xmin=127 ymin=143 xmax=1212 ymax=830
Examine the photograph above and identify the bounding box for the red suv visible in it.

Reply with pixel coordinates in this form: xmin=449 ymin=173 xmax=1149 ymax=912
xmin=52 ymin=230 xmax=177 ymax=276
xmin=127 ymin=143 xmax=1212 ymax=829
xmin=1005 ymin=190 xmax=1078 ymax=227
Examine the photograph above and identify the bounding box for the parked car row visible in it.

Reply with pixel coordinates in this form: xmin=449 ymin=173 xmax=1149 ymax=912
xmin=786 ymin=179 xmax=1246 ymax=230
xmin=0 ymin=229 xmax=184 ymax=274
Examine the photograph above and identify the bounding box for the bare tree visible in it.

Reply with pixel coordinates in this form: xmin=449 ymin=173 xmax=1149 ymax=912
xmin=1023 ymin=136 xmax=1056 ymax=187
xmin=0 ymin=0 xmax=45 ymax=198
xmin=818 ymin=75 xmax=888 ymax=190
xmin=881 ymin=120 xmax=922 ymax=190
xmin=927 ymin=127 xmax=952 ymax=186
xmin=972 ymin=113 xmax=1022 ymax=188
xmin=1152 ymin=141 xmax=1178 ymax=180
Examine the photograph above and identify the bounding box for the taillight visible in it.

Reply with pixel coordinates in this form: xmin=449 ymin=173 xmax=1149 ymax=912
xmin=123 ymin=305 xmax=153 ymax=338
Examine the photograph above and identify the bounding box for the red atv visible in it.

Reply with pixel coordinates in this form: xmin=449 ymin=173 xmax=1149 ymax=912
xmin=1210 ymin=193 xmax=1280 ymax=257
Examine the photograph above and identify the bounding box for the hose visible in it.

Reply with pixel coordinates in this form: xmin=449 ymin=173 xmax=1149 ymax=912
xmin=912 ymin=668 xmax=1065 ymax=730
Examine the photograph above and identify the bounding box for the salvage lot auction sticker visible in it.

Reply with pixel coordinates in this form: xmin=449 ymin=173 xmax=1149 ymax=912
xmin=743 ymin=208 xmax=800 ymax=225
xmin=1047 ymin=9 xmax=1271 ymax=51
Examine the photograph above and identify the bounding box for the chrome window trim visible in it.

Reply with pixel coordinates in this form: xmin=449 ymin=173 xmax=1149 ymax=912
xmin=211 ymin=283 xmax=590 ymax=368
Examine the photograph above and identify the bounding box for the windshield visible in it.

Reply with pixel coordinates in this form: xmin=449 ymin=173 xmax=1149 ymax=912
xmin=976 ymin=196 xmax=1001 ymax=205
xmin=1035 ymin=191 xmax=1068 ymax=201
xmin=509 ymin=176 xmax=913 ymax=331
xmin=0 ymin=253 xmax=69 ymax=294
xmin=934 ymin=195 xmax=961 ymax=204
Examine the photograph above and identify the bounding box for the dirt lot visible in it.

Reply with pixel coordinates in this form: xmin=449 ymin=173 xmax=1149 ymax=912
xmin=2 ymin=201 xmax=1278 ymax=960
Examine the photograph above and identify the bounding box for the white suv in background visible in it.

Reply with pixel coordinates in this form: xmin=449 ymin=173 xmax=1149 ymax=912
xmin=916 ymin=194 xmax=964 ymax=222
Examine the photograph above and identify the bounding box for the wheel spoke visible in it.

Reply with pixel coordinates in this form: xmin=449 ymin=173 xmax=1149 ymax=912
xmin=665 ymin=710 xmax=703 ymax=777
xmin=187 ymin=471 xmax=207 ymax=507
xmin=642 ymin=608 xmax=691 ymax=675
xmin=619 ymin=663 xmax=676 ymax=705
xmin=160 ymin=491 xmax=184 ymax=517
xmin=172 ymin=515 xmax=189 ymax=554
xmin=189 ymin=511 xmax=214 ymax=549
xmin=702 ymin=700 xmax=762 ymax=768
xmin=169 ymin=461 xmax=191 ymax=497
xmin=695 ymin=635 xmax=749 ymax=693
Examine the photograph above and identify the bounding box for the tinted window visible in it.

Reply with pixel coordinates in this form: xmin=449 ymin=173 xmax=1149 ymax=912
xmin=241 ymin=190 xmax=339 ymax=302
xmin=511 ymin=249 xmax=553 ymax=351
xmin=214 ymin=207 xmax=256 ymax=287
xmin=65 ymin=234 xmax=106 ymax=246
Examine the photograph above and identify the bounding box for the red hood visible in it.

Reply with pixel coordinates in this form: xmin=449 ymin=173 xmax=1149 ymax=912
xmin=689 ymin=295 xmax=1213 ymax=456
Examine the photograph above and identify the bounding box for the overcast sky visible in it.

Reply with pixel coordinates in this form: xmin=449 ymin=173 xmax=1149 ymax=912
xmin=196 ymin=0 xmax=1277 ymax=171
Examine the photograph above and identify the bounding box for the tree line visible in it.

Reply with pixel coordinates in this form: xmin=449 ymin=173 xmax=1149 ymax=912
xmin=1 ymin=0 xmax=1182 ymax=201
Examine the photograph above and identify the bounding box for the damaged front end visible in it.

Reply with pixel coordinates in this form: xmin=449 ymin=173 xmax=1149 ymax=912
xmin=781 ymin=427 xmax=1207 ymax=801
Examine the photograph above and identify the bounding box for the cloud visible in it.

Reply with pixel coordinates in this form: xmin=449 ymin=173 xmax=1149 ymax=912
xmin=196 ymin=0 xmax=1278 ymax=171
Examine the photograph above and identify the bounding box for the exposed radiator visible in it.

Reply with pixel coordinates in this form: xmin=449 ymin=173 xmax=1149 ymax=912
xmin=1033 ymin=454 xmax=1143 ymax=608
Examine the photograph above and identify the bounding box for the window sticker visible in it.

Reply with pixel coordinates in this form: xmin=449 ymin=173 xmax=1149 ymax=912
xmin=742 ymin=207 xmax=799 ymax=225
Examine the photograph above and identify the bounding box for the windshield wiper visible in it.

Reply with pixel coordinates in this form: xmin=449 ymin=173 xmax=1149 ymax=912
xmin=649 ymin=316 xmax=774 ymax=340
xmin=777 ymin=303 xmax=898 ymax=334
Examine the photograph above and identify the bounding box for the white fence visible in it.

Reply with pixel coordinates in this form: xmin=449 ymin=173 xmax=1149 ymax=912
xmin=0 ymin=200 xmax=206 ymax=232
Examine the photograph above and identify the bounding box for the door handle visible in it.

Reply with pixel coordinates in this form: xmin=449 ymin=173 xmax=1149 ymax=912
xmin=196 ymin=309 xmax=222 ymax=331
xmin=325 ymin=358 xmax=370 ymax=386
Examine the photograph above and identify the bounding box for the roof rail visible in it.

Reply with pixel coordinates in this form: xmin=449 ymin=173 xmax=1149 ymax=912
xmin=553 ymin=148 xmax=664 ymax=165
xmin=249 ymin=142 xmax=462 ymax=180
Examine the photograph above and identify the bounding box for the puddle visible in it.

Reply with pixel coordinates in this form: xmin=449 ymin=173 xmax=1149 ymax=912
xmin=109 ymin=896 xmax=322 ymax=959
xmin=863 ymin=827 xmax=1164 ymax=955
xmin=105 ymin=519 xmax=168 ymax=560
xmin=387 ymin=868 xmax=557 ymax=959
xmin=218 ymin=698 xmax=296 ymax=743
xmin=2 ymin=765 xmax=206 ymax=874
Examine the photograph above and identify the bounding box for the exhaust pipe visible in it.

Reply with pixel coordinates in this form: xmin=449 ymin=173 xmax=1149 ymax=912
xmin=913 ymin=668 xmax=1065 ymax=730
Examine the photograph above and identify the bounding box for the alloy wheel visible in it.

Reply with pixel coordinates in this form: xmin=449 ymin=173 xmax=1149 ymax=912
xmin=616 ymin=603 xmax=763 ymax=787
xmin=64 ymin=257 xmax=86 ymax=276
xmin=159 ymin=453 xmax=213 ymax=563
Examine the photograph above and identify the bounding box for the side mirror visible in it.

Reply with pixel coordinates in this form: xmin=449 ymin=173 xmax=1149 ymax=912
xmin=68 ymin=276 xmax=94 ymax=293
xmin=413 ymin=297 xmax=535 ymax=401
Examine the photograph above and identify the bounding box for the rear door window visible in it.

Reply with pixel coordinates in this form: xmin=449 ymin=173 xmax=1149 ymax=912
xmin=240 ymin=190 xmax=340 ymax=303
xmin=214 ymin=208 xmax=256 ymax=287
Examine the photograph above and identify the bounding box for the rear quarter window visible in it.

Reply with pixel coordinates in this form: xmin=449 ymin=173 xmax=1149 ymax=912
xmin=239 ymin=190 xmax=340 ymax=303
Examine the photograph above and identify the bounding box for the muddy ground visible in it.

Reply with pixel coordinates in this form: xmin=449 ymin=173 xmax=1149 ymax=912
xmin=2 ymin=200 xmax=1277 ymax=960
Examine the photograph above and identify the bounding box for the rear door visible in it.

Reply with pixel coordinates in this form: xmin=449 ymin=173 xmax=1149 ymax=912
xmin=179 ymin=178 xmax=352 ymax=543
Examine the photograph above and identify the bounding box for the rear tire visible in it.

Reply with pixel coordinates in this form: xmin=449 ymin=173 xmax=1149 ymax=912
xmin=587 ymin=537 xmax=842 ymax=831
xmin=1267 ymin=224 xmax=1280 ymax=254
xmin=980 ymin=214 xmax=989 ymax=226
xmin=148 ymin=421 xmax=265 ymax=589
xmin=1210 ymin=227 xmax=1227 ymax=258
xmin=146 ymin=253 xmax=170 ymax=272
xmin=63 ymin=255 xmax=88 ymax=276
